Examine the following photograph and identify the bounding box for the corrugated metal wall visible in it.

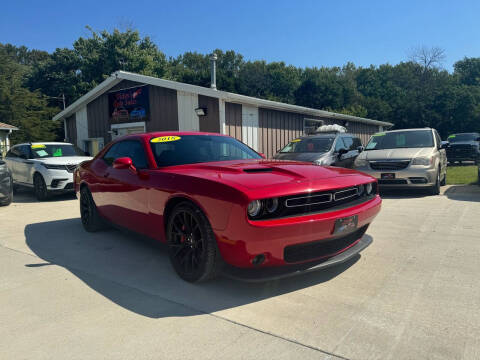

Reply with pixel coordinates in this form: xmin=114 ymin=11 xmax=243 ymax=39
xmin=198 ymin=95 xmax=220 ymax=133
xmin=147 ymin=85 xmax=178 ymax=131
xmin=258 ymin=109 xmax=305 ymax=158
xmin=65 ymin=114 xmax=77 ymax=145
xmin=87 ymin=93 xmax=111 ymax=144
xmin=345 ymin=121 xmax=378 ymax=145
xmin=225 ymin=102 xmax=242 ymax=141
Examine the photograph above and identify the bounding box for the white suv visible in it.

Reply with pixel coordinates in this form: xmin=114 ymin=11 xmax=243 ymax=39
xmin=5 ymin=142 xmax=92 ymax=200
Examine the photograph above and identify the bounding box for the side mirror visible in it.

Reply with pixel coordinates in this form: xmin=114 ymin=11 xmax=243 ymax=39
xmin=258 ymin=152 xmax=266 ymax=159
xmin=357 ymin=146 xmax=364 ymax=153
xmin=113 ymin=157 xmax=134 ymax=170
xmin=440 ymin=142 xmax=449 ymax=149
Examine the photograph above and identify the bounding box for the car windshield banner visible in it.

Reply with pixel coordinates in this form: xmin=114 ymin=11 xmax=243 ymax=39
xmin=108 ymin=85 xmax=149 ymax=123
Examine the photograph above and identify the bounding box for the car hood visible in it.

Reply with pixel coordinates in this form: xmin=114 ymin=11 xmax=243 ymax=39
xmin=34 ymin=156 xmax=93 ymax=165
xmin=162 ymin=159 xmax=370 ymax=193
xmin=273 ymin=152 xmax=327 ymax=162
xmin=360 ymin=148 xmax=433 ymax=160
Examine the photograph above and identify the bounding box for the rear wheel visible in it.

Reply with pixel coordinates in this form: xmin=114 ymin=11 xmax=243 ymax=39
xmin=33 ymin=173 xmax=49 ymax=201
xmin=80 ymin=186 xmax=106 ymax=232
xmin=166 ymin=202 xmax=223 ymax=282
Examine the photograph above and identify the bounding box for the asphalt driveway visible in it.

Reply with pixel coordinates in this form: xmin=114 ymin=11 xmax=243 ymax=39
xmin=1 ymin=186 xmax=480 ymax=360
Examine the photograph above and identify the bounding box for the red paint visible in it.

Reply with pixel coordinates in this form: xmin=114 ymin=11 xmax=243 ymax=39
xmin=75 ymin=132 xmax=382 ymax=268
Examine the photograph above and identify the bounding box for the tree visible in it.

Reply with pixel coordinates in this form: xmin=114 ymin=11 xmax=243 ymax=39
xmin=408 ymin=46 xmax=446 ymax=71
xmin=454 ymin=57 xmax=480 ymax=86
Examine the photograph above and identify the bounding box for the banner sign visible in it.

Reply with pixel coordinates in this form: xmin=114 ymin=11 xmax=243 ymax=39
xmin=108 ymin=86 xmax=149 ymax=123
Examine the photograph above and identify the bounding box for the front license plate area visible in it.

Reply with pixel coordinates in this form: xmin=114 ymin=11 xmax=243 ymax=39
xmin=333 ymin=215 xmax=358 ymax=235
xmin=381 ymin=173 xmax=395 ymax=179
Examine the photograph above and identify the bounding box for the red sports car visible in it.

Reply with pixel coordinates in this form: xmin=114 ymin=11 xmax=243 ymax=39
xmin=75 ymin=132 xmax=381 ymax=282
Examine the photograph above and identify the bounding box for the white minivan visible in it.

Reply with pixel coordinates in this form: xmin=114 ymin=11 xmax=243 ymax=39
xmin=5 ymin=142 xmax=92 ymax=200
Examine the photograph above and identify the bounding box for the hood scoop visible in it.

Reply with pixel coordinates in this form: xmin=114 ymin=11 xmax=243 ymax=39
xmin=243 ymin=168 xmax=274 ymax=173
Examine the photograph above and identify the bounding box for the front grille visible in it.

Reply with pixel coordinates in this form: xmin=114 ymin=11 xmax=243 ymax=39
xmin=284 ymin=225 xmax=369 ymax=263
xmin=447 ymin=145 xmax=477 ymax=157
xmin=65 ymin=164 xmax=77 ymax=173
xmin=369 ymin=160 xmax=410 ymax=171
xmin=250 ymin=184 xmax=377 ymax=220
xmin=378 ymin=179 xmax=408 ymax=185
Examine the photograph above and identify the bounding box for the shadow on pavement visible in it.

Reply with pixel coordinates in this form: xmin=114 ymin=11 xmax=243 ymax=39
xmin=379 ymin=188 xmax=431 ymax=199
xmin=443 ymin=185 xmax=480 ymax=202
xmin=13 ymin=188 xmax=76 ymax=204
xmin=25 ymin=218 xmax=361 ymax=318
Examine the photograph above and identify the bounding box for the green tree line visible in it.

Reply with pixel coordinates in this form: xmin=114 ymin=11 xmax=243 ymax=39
xmin=1 ymin=27 xmax=480 ymax=144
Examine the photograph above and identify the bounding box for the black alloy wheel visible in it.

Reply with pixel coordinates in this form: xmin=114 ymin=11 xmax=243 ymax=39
xmin=80 ymin=186 xmax=105 ymax=232
xmin=167 ymin=202 xmax=223 ymax=282
xmin=33 ymin=173 xmax=49 ymax=201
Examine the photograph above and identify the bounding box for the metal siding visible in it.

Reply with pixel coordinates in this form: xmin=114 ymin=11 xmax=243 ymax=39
xmin=198 ymin=95 xmax=220 ymax=133
xmin=65 ymin=114 xmax=77 ymax=146
xmin=147 ymin=85 xmax=178 ymax=131
xmin=87 ymin=92 xmax=111 ymax=145
xmin=225 ymin=102 xmax=242 ymax=141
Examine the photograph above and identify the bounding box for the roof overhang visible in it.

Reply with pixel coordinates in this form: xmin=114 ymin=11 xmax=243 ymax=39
xmin=53 ymin=70 xmax=393 ymax=128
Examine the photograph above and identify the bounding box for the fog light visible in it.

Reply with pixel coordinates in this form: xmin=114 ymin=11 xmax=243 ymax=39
xmin=247 ymin=200 xmax=263 ymax=217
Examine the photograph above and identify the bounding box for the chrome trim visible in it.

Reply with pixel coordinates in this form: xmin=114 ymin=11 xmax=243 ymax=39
xmin=333 ymin=187 xmax=358 ymax=201
xmin=285 ymin=193 xmax=333 ymax=208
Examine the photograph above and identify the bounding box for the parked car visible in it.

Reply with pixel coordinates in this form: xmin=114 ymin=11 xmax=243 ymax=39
xmin=274 ymin=132 xmax=364 ymax=168
xmin=445 ymin=132 xmax=480 ymax=165
xmin=75 ymin=132 xmax=381 ymax=282
xmin=0 ymin=158 xmax=13 ymax=206
xmin=5 ymin=142 xmax=92 ymax=200
xmin=353 ymin=128 xmax=447 ymax=195
xmin=130 ymin=107 xmax=146 ymax=119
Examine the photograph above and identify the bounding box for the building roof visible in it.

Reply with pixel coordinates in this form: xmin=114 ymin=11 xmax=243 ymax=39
xmin=0 ymin=122 xmax=19 ymax=131
xmin=52 ymin=71 xmax=393 ymax=128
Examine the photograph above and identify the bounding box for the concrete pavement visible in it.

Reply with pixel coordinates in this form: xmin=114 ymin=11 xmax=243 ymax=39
xmin=1 ymin=185 xmax=480 ymax=359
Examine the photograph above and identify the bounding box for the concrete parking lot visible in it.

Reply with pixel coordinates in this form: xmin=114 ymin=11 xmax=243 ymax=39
xmin=1 ymin=186 xmax=480 ymax=360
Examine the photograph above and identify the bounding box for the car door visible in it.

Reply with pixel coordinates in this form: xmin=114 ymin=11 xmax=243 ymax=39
xmin=98 ymin=140 xmax=151 ymax=235
xmin=434 ymin=130 xmax=447 ymax=177
xmin=332 ymin=137 xmax=350 ymax=167
xmin=15 ymin=145 xmax=35 ymax=185
xmin=340 ymin=136 xmax=359 ymax=168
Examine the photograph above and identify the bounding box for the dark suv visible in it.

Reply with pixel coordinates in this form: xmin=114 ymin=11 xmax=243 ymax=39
xmin=446 ymin=133 xmax=480 ymax=164
xmin=274 ymin=133 xmax=363 ymax=168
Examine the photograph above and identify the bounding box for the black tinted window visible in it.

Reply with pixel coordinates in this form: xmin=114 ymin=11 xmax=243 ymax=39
xmin=150 ymin=135 xmax=261 ymax=167
xmin=280 ymin=137 xmax=334 ymax=153
xmin=103 ymin=141 xmax=148 ymax=169
xmin=366 ymin=130 xmax=434 ymax=150
xmin=18 ymin=146 xmax=32 ymax=159
xmin=352 ymin=137 xmax=362 ymax=149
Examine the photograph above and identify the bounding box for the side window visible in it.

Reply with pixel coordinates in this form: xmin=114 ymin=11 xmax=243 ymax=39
xmin=104 ymin=141 xmax=148 ymax=169
xmin=18 ymin=145 xmax=32 ymax=159
xmin=335 ymin=138 xmax=347 ymax=152
xmin=342 ymin=137 xmax=354 ymax=151
xmin=352 ymin=137 xmax=362 ymax=150
xmin=6 ymin=149 xmax=16 ymax=158
xmin=103 ymin=143 xmax=121 ymax=166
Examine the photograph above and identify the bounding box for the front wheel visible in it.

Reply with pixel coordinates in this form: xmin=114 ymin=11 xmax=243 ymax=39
xmin=429 ymin=170 xmax=441 ymax=196
xmin=33 ymin=173 xmax=49 ymax=201
xmin=166 ymin=202 xmax=223 ymax=282
xmin=80 ymin=186 xmax=106 ymax=232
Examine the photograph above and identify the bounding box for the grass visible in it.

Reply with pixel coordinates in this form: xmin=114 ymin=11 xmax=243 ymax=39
xmin=446 ymin=165 xmax=479 ymax=185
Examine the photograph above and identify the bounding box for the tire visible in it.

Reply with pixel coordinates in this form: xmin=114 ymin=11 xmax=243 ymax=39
xmin=33 ymin=173 xmax=49 ymax=201
xmin=80 ymin=186 xmax=106 ymax=232
xmin=166 ymin=201 xmax=223 ymax=283
xmin=429 ymin=170 xmax=441 ymax=196
xmin=0 ymin=183 xmax=13 ymax=206
xmin=440 ymin=170 xmax=446 ymax=186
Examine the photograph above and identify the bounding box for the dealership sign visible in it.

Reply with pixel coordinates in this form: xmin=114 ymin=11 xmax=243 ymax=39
xmin=108 ymin=86 xmax=149 ymax=123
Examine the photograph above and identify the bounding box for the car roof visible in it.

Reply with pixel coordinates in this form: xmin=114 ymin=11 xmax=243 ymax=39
xmin=293 ymin=133 xmax=355 ymax=140
xmin=383 ymin=128 xmax=433 ymax=133
xmin=14 ymin=142 xmax=73 ymax=146
xmin=115 ymin=131 xmax=230 ymax=141
xmin=450 ymin=132 xmax=479 ymax=135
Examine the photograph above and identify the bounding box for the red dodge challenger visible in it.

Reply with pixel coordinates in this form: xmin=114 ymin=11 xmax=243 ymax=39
xmin=75 ymin=132 xmax=381 ymax=282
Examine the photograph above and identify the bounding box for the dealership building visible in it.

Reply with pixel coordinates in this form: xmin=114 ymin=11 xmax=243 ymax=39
xmin=53 ymin=70 xmax=392 ymax=157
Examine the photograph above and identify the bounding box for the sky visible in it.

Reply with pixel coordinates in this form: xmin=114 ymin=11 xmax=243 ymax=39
xmin=1 ymin=0 xmax=479 ymax=71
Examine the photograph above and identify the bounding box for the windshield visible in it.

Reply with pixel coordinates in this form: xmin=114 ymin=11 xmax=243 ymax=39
xmin=279 ymin=137 xmax=334 ymax=153
xmin=448 ymin=133 xmax=479 ymax=143
xmin=150 ymin=135 xmax=262 ymax=166
xmin=30 ymin=144 xmax=82 ymax=158
xmin=366 ymin=130 xmax=434 ymax=150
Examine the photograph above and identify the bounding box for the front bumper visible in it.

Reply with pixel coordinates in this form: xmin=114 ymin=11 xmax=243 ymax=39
xmin=215 ymin=195 xmax=381 ymax=268
xmin=44 ymin=170 xmax=74 ymax=191
xmin=354 ymin=166 xmax=437 ymax=187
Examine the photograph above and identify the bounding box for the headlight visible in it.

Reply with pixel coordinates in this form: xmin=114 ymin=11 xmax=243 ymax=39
xmin=314 ymin=157 xmax=330 ymax=166
xmin=412 ymin=157 xmax=432 ymax=166
xmin=247 ymin=200 xmax=263 ymax=217
xmin=265 ymin=198 xmax=279 ymax=213
xmin=365 ymin=182 xmax=373 ymax=195
xmin=354 ymin=158 xmax=368 ymax=167
xmin=41 ymin=163 xmax=66 ymax=170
